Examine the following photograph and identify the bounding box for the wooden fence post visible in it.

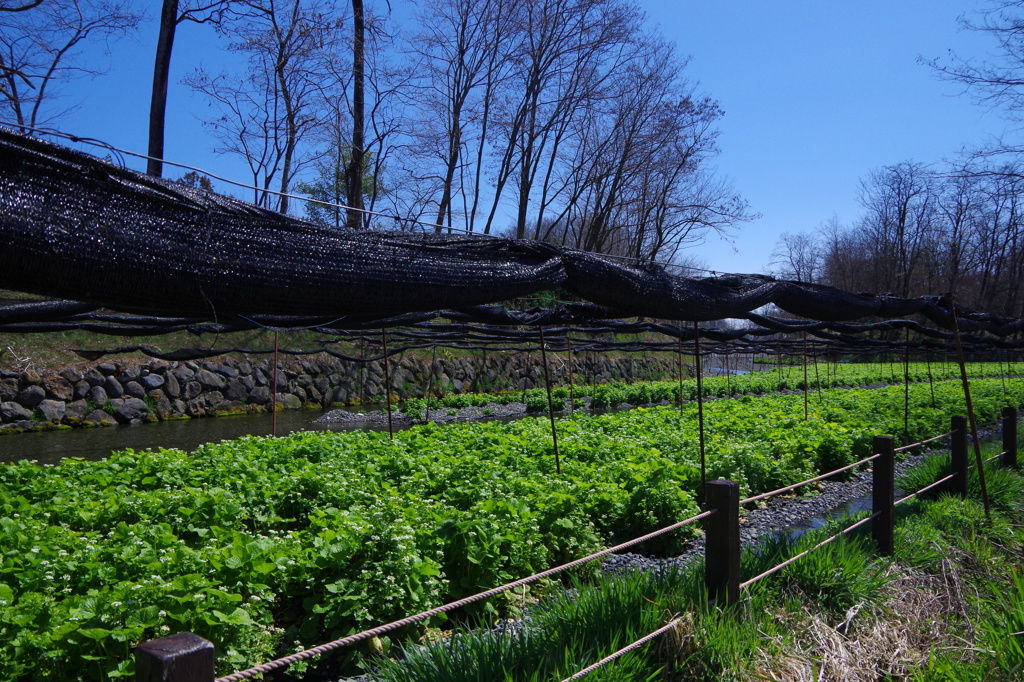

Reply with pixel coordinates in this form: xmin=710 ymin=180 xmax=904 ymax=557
xmin=136 ymin=632 xmax=214 ymax=682
xmin=871 ymin=435 xmax=894 ymax=556
xmin=704 ymin=480 xmax=740 ymax=609
xmin=1003 ymin=407 xmax=1018 ymax=470
xmin=951 ymin=415 xmax=968 ymax=499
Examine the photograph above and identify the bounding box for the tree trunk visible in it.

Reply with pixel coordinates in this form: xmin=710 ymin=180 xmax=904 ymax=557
xmin=346 ymin=0 xmax=365 ymax=229
xmin=147 ymin=0 xmax=179 ymax=177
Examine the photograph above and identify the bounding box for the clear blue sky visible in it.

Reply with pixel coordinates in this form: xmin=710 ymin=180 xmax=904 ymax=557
xmin=39 ymin=0 xmax=1007 ymax=275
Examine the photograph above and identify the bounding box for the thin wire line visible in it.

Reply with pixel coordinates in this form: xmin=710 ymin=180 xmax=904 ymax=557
xmin=894 ymin=430 xmax=953 ymax=453
xmin=740 ymin=453 xmax=881 ymax=505
xmin=739 ymin=512 xmax=879 ymax=590
xmin=895 ymin=473 xmax=958 ymax=505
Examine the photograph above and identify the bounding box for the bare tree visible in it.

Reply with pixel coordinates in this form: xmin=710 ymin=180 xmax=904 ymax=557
xmin=406 ymin=0 xmax=515 ymax=232
xmin=926 ymin=1 xmax=1024 ymax=135
xmin=770 ymin=231 xmax=822 ymax=281
xmin=855 ymin=161 xmax=937 ymax=297
xmin=185 ymin=0 xmax=345 ymax=212
xmin=148 ymin=0 xmax=248 ymax=177
xmin=345 ymin=0 xmax=364 ymax=227
xmin=0 ymin=0 xmax=143 ymax=132
xmin=401 ymin=0 xmax=749 ymax=255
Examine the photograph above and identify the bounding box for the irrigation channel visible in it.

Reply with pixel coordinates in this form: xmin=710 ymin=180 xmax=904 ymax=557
xmin=0 ymin=399 xmax=604 ymax=465
xmin=0 ymin=406 xmax=382 ymax=465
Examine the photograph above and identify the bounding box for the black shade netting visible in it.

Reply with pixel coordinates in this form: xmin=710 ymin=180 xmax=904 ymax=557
xmin=3 ymin=126 xmax=1024 ymax=335
xmin=0 ymin=127 xmax=566 ymax=318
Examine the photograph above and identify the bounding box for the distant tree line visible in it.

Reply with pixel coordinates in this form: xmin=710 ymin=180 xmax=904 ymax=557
xmin=0 ymin=0 xmax=752 ymax=263
xmin=771 ymin=1 xmax=1024 ymax=317
xmin=772 ymin=160 xmax=1024 ymax=317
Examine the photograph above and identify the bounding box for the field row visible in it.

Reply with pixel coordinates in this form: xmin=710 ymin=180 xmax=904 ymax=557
xmin=401 ymin=361 xmax=1023 ymax=416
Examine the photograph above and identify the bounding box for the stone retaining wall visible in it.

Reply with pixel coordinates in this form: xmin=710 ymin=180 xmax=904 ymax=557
xmin=0 ymin=353 xmax=683 ymax=434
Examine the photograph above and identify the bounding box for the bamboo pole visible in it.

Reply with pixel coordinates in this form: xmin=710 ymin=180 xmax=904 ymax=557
xmin=946 ymin=295 xmax=992 ymax=519
xmin=694 ymin=321 xmax=706 ymax=499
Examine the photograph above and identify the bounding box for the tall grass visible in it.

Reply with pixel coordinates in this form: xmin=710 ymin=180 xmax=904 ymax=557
xmin=372 ymin=518 xmax=894 ymax=681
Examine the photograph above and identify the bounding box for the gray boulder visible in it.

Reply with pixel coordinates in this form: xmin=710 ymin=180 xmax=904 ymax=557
xmin=84 ymin=409 xmax=114 ymax=424
xmin=185 ymin=399 xmax=206 ymax=417
xmin=124 ymin=381 xmax=146 ymax=399
xmin=1 ymin=401 xmax=32 ymax=422
xmin=152 ymin=395 xmax=174 ymax=419
xmin=41 ymin=375 xmax=73 ymax=401
xmin=223 ymin=378 xmax=249 ymax=402
xmin=110 ymin=397 xmax=149 ymax=424
xmin=87 ymin=385 xmax=108 ymax=407
xmin=196 ymin=370 xmax=226 ymax=390
xmin=0 ymin=378 xmax=18 ymax=402
xmin=248 ymin=386 xmax=270 ymax=405
xmin=96 ymin=363 xmax=118 ymax=376
xmin=183 ymin=380 xmax=202 ymax=400
xmin=73 ymin=380 xmax=91 ymax=400
xmin=16 ymin=385 xmax=45 ymax=409
xmin=64 ymin=400 xmax=89 ymax=421
xmin=141 ymin=374 xmax=165 ymax=391
xmin=204 ymin=362 xmax=238 ymax=379
xmin=36 ymin=399 xmax=65 ymax=422
xmin=162 ymin=372 xmax=180 ymax=398
xmin=60 ymin=367 xmax=84 ymax=384
xmin=103 ymin=376 xmax=124 ymax=399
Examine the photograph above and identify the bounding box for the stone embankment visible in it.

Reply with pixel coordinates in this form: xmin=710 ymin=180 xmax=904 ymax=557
xmin=0 ymin=353 xmax=681 ymax=434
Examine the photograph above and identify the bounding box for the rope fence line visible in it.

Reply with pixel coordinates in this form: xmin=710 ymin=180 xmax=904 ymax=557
xmin=740 ymin=453 xmax=881 ymax=505
xmin=738 ymin=512 xmax=881 ymax=590
xmin=214 ymin=509 xmax=718 ymax=682
xmin=894 ymin=430 xmax=954 ymax=453
xmin=559 ymin=616 xmax=684 ymax=682
xmin=895 ymin=473 xmax=959 ymax=506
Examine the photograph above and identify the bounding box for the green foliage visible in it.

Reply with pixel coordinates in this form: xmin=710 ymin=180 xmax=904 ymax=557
xmin=979 ymin=568 xmax=1024 ymax=679
xmin=0 ymin=373 xmax=1021 ymax=679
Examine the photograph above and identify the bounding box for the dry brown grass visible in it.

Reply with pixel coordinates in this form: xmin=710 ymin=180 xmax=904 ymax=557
xmin=750 ymin=561 xmax=977 ymax=682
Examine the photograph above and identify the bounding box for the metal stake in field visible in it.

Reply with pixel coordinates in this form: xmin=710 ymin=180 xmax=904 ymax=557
xmin=945 ymin=294 xmax=992 ymax=519
xmin=538 ymin=326 xmax=561 ymax=475
xmin=677 ymin=332 xmax=685 ymax=416
xmin=812 ymin=346 xmax=822 ymax=403
xmin=566 ymin=334 xmax=575 ymax=413
xmin=903 ymin=327 xmax=911 ymax=446
xmin=694 ymin=321 xmax=707 ymax=499
xmin=802 ymin=332 xmax=809 ymax=420
xmin=381 ymin=329 xmax=394 ymax=440
xmin=926 ymin=351 xmax=936 ymax=407
xmin=425 ymin=345 xmax=437 ymax=422
xmin=272 ymin=330 xmax=279 ymax=437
